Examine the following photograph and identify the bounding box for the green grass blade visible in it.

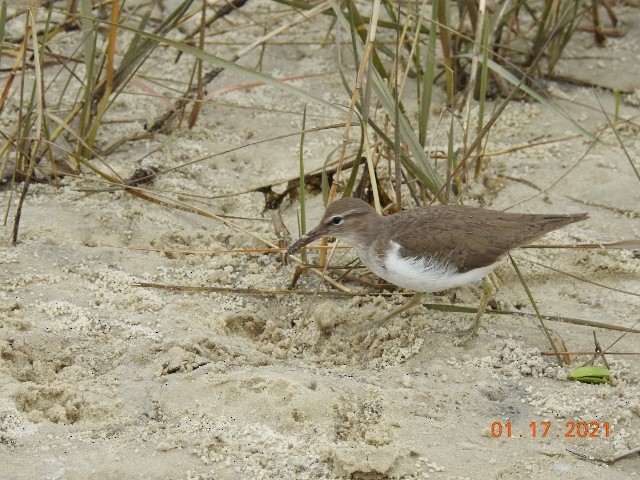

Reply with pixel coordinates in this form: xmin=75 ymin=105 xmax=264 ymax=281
xmin=595 ymin=94 xmax=640 ymax=183
xmin=0 ymin=2 xmax=6 ymax=60
xmin=509 ymin=254 xmax=565 ymax=365
xmin=298 ymin=106 xmax=307 ymax=263
xmin=419 ymin=0 xmax=438 ymax=146
xmin=479 ymin=56 xmax=597 ymax=141
xmin=79 ymin=0 xmax=97 ymax=157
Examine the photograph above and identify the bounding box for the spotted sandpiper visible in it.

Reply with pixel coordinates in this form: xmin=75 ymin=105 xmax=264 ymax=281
xmin=287 ymin=197 xmax=587 ymax=343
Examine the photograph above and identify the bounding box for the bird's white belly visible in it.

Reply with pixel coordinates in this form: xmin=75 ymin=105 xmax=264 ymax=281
xmin=356 ymin=241 xmax=498 ymax=293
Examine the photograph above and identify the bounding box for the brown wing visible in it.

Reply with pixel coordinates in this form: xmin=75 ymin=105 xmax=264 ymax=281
xmin=384 ymin=205 xmax=586 ymax=272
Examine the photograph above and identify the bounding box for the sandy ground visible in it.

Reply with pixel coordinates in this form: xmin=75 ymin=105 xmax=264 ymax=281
xmin=1 ymin=3 xmax=639 ymax=479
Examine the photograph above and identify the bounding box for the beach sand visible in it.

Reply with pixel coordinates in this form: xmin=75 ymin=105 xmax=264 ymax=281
xmin=1 ymin=3 xmax=639 ymax=479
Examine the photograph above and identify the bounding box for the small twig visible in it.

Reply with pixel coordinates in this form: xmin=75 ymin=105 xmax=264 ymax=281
xmin=593 ymin=331 xmax=611 ymax=370
xmin=519 ymin=241 xmax=640 ymax=250
xmin=269 ymin=209 xmax=290 ymax=265
xmin=513 ymin=254 xmax=640 ymax=298
xmin=567 ymin=445 xmax=640 ymax=464
xmin=565 ymin=195 xmax=640 ymax=219
xmin=541 ymin=351 xmax=640 ymax=356
xmin=113 ymin=245 xmax=350 ymax=255
xmin=135 ymin=282 xmax=354 ymax=296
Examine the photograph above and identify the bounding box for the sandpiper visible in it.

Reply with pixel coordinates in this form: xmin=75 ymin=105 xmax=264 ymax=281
xmin=288 ymin=197 xmax=587 ymax=344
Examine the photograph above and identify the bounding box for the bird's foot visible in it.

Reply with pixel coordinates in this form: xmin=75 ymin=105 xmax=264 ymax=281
xmin=453 ymin=319 xmax=481 ymax=346
xmin=454 ymin=279 xmax=493 ymax=344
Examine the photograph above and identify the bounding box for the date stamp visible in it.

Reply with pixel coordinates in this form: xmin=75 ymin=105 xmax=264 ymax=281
xmin=490 ymin=421 xmax=611 ymax=439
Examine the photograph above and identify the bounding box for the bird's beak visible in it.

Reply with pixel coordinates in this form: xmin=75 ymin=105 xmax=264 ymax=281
xmin=286 ymin=225 xmax=327 ymax=255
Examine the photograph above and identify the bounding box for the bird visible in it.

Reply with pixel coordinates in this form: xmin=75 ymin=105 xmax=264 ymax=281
xmin=287 ymin=197 xmax=588 ymax=344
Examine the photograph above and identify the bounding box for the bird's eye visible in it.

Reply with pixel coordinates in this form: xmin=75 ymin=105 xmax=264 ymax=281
xmin=330 ymin=216 xmax=344 ymax=225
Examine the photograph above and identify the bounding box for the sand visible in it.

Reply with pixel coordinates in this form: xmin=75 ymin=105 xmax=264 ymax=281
xmin=1 ymin=3 xmax=639 ymax=479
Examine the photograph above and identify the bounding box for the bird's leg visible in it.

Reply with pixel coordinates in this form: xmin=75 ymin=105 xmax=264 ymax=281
xmin=360 ymin=292 xmax=425 ymax=348
xmin=370 ymin=292 xmax=425 ymax=331
xmin=461 ymin=278 xmax=493 ymax=335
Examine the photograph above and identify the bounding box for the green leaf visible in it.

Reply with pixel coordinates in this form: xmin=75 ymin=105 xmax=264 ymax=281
xmin=569 ymin=366 xmax=611 ymax=384
xmin=468 ymin=55 xmax=598 ymax=141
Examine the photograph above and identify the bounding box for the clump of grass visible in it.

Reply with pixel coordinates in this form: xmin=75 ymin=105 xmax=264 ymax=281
xmin=0 ymin=1 xmax=341 ymax=242
xmin=321 ymin=0 xmax=612 ymax=207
